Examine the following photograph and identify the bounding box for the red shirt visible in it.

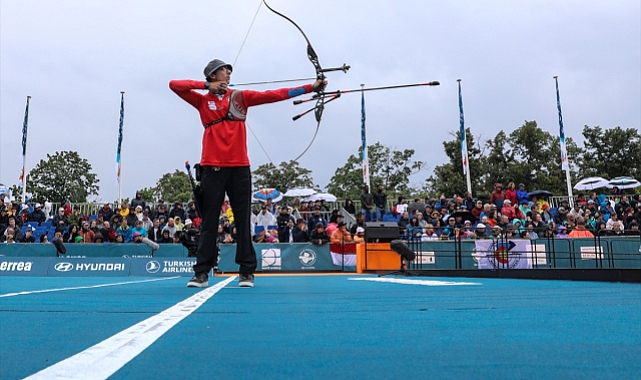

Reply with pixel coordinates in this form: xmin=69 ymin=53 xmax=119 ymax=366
xmin=169 ymin=80 xmax=313 ymax=167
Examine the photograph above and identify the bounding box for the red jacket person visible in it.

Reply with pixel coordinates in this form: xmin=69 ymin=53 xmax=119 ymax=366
xmin=170 ymin=58 xmax=325 ymax=288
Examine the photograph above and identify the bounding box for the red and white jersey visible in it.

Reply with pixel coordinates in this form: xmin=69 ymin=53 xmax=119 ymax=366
xmin=169 ymin=80 xmax=313 ymax=167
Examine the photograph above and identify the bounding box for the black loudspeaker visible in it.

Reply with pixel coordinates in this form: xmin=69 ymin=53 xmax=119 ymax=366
xmin=365 ymin=222 xmax=400 ymax=242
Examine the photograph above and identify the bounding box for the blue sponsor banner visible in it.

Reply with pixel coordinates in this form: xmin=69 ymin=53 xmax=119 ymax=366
xmin=48 ymin=258 xmax=130 ymax=277
xmin=0 ymin=243 xmax=187 ymax=258
xmin=0 ymin=257 xmax=49 ymax=276
xmin=130 ymin=258 xmax=197 ymax=277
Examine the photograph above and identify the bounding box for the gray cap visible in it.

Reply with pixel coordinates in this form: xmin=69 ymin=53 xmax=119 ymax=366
xmin=204 ymin=59 xmax=232 ymax=78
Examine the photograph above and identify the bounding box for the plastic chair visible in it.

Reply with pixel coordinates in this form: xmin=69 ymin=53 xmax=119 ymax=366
xmin=255 ymin=225 xmax=265 ymax=234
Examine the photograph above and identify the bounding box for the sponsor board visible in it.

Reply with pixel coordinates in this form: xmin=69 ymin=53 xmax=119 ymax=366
xmin=298 ymin=248 xmax=317 ymax=269
xmin=48 ymin=258 xmax=129 ymax=277
xmin=580 ymin=246 xmax=603 ymax=260
xmin=261 ymin=248 xmax=281 ymax=270
xmin=414 ymin=251 xmax=435 ymax=265
xmin=0 ymin=257 xmax=48 ymax=276
xmin=130 ymin=258 xmax=197 ymax=277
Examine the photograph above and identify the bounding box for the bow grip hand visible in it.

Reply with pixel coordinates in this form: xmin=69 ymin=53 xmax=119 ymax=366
xmin=312 ymin=78 xmax=328 ymax=93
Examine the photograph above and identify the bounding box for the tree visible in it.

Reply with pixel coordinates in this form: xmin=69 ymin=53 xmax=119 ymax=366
xmin=155 ymin=170 xmax=192 ymax=203
xmin=326 ymin=142 xmax=426 ymax=200
xmin=252 ymin=160 xmax=316 ymax=192
xmin=137 ymin=187 xmax=158 ymax=203
xmin=580 ymin=125 xmax=641 ymax=179
xmin=426 ymin=128 xmax=485 ymax=197
xmin=24 ymin=151 xmax=99 ymax=203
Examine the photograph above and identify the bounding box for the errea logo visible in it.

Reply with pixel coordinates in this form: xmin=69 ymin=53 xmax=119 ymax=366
xmin=0 ymin=261 xmax=33 ymax=272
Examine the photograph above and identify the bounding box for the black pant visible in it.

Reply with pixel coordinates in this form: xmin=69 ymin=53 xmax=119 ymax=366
xmin=193 ymin=166 xmax=257 ymax=276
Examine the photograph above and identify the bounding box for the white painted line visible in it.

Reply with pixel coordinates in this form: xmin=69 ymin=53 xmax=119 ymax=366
xmin=24 ymin=276 xmax=236 ymax=380
xmin=0 ymin=277 xmax=181 ymax=298
xmin=348 ymin=277 xmax=481 ymax=286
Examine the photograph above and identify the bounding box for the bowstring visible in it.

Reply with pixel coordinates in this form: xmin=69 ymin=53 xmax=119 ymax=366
xmin=232 ymin=0 xmax=274 ymax=165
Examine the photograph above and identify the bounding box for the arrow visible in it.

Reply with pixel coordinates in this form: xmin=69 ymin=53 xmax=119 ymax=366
xmin=293 ymin=81 xmax=440 ymax=105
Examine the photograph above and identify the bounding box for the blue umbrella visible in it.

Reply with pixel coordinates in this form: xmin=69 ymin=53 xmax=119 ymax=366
xmin=252 ymin=188 xmax=283 ymax=202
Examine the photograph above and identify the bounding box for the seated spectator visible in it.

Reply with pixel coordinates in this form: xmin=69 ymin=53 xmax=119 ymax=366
xmin=407 ymin=216 xmax=423 ymax=241
xmin=63 ymin=225 xmax=80 ymax=243
xmin=475 ymin=223 xmax=488 ymax=239
xmin=114 ymin=234 xmax=125 ymax=243
xmin=393 ymin=196 xmax=407 ymax=216
xmin=147 ymin=219 xmax=162 ymax=242
xmin=134 ymin=205 xmax=144 ymax=222
xmin=116 ymin=219 xmax=133 ymax=243
xmin=554 ymin=207 xmax=568 ymax=225
xmin=569 ymin=203 xmax=584 ymax=220
xmin=117 ymin=202 xmax=129 ymax=218
xmin=330 ymin=221 xmax=352 ymax=244
xmin=93 ymin=234 xmax=104 ymax=244
xmin=606 ymin=214 xmax=624 ymax=232
xmin=169 ymin=202 xmax=186 ymax=222
xmin=78 ymin=221 xmax=95 ymax=243
xmin=397 ymin=211 xmax=410 ymax=237
xmin=132 ymin=232 xmax=144 ymax=244
xmin=28 ymin=203 xmax=46 ymax=225
xmin=141 ymin=212 xmax=153 ymax=230
xmin=89 ymin=220 xmax=100 ymax=234
xmin=256 ymin=205 xmax=278 ymax=231
xmin=625 ymin=222 xmax=640 ymax=236
xmin=162 ymin=217 xmax=179 ymax=238
xmin=174 ymin=216 xmax=185 ymax=231
xmin=421 ymin=224 xmax=438 ymax=241
xmin=350 ymin=212 xmax=366 ymax=235
xmin=100 ymin=221 xmax=116 ymax=242
xmin=568 ymin=219 xmax=593 ymax=238
xmin=125 ymin=206 xmax=138 ymax=227
xmin=595 ymin=221 xmax=608 ymax=236
xmin=279 ymin=218 xmax=296 ymax=243
xmin=19 ymin=227 xmax=36 ymax=243
xmin=131 ymin=220 xmax=148 ymax=238
xmin=52 ymin=207 xmax=69 ymax=227
xmin=524 ymin=223 xmax=538 ymax=239
xmin=310 ymin=223 xmax=330 ymax=245
xmin=353 ymin=226 xmax=366 ymax=243
xmin=343 ymin=199 xmax=356 ymax=215
xmin=608 ymin=221 xmax=625 ymax=236
xmin=471 ymin=201 xmax=483 ymax=220
xmin=556 ymin=225 xmax=569 ymax=238
xmin=74 ymin=236 xmax=84 ymax=244
xmin=298 ymin=201 xmax=310 ymax=220
xmin=159 ymin=230 xmax=173 ymax=243
xmin=541 ymin=225 xmax=555 ymax=239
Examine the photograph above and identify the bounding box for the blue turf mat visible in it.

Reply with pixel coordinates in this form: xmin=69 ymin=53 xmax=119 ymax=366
xmin=2 ymin=275 xmax=640 ymax=380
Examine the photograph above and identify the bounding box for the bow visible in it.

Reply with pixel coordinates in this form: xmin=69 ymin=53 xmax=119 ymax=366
xmin=262 ymin=0 xmax=350 ymax=161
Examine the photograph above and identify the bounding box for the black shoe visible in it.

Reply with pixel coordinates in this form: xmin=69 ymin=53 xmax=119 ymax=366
xmin=187 ymin=272 xmax=208 ymax=288
xmin=238 ymin=274 xmax=254 ymax=288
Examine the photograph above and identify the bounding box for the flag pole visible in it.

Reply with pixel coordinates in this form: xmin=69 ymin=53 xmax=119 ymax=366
xmin=458 ymin=80 xmax=472 ymax=196
xmin=20 ymin=96 xmax=31 ymax=204
xmin=361 ymin=84 xmax=370 ymax=190
xmin=117 ymin=91 xmax=125 ymax=205
xmin=554 ymin=76 xmax=573 ymax=207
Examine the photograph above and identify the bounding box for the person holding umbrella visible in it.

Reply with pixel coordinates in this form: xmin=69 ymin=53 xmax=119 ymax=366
xmin=170 ymin=59 xmax=326 ymax=288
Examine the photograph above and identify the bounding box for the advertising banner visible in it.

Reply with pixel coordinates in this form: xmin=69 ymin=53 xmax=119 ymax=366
xmin=473 ymin=239 xmax=533 ymax=269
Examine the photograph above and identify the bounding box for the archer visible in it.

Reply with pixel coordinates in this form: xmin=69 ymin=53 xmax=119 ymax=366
xmin=169 ymin=59 xmax=325 ymax=288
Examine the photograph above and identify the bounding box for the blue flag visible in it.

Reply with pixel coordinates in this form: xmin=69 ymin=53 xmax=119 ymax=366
xmin=361 ymin=88 xmax=369 ymax=187
xmin=458 ymin=81 xmax=469 ymax=175
xmin=19 ymin=96 xmax=31 ymax=187
xmin=555 ymin=77 xmax=568 ymax=171
xmin=116 ymin=92 xmax=124 ymax=184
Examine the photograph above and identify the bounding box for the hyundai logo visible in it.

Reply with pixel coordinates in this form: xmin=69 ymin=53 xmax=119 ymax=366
xmin=54 ymin=262 xmax=74 ymax=272
xmin=146 ymin=260 xmax=161 ymax=274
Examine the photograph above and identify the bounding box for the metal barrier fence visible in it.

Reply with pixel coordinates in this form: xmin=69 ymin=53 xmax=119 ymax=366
xmin=406 ymin=235 xmax=641 ymax=270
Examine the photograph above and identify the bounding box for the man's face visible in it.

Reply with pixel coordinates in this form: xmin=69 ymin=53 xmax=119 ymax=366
xmin=153 ymin=220 xmax=159 ymax=227
xmin=121 ymin=219 xmax=127 ymax=227
xmin=168 ymin=218 xmax=175 ymax=227
xmin=357 ymin=214 xmax=364 ymax=222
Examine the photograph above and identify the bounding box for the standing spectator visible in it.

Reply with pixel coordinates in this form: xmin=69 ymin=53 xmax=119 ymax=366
xmin=130 ymin=191 xmax=146 ymax=210
xmin=279 ymin=218 xmax=296 ymax=243
xmin=310 ymin=223 xmax=330 ymax=245
xmin=306 ymin=206 xmax=326 ymax=232
xmin=98 ymin=202 xmax=114 ymax=222
xmin=490 ymin=183 xmax=505 ymax=209
xmin=292 ymin=219 xmax=310 ymax=242
xmin=505 ymin=182 xmax=518 ymax=205
xmin=360 ymin=185 xmax=374 ymax=222
xmin=330 ymin=221 xmax=352 ymax=244
xmin=169 ymin=202 xmax=186 ymax=222
xmin=276 ymin=206 xmax=294 ymax=233
xmin=407 ymin=198 xmax=426 ymax=217
xmin=373 ymin=184 xmax=388 ymax=221
xmin=516 ymin=183 xmax=529 ymax=205
xmin=476 ymin=186 xmax=490 ymax=205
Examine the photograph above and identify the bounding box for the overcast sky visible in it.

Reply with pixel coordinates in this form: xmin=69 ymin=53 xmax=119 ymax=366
xmin=1 ymin=0 xmax=639 ymax=202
